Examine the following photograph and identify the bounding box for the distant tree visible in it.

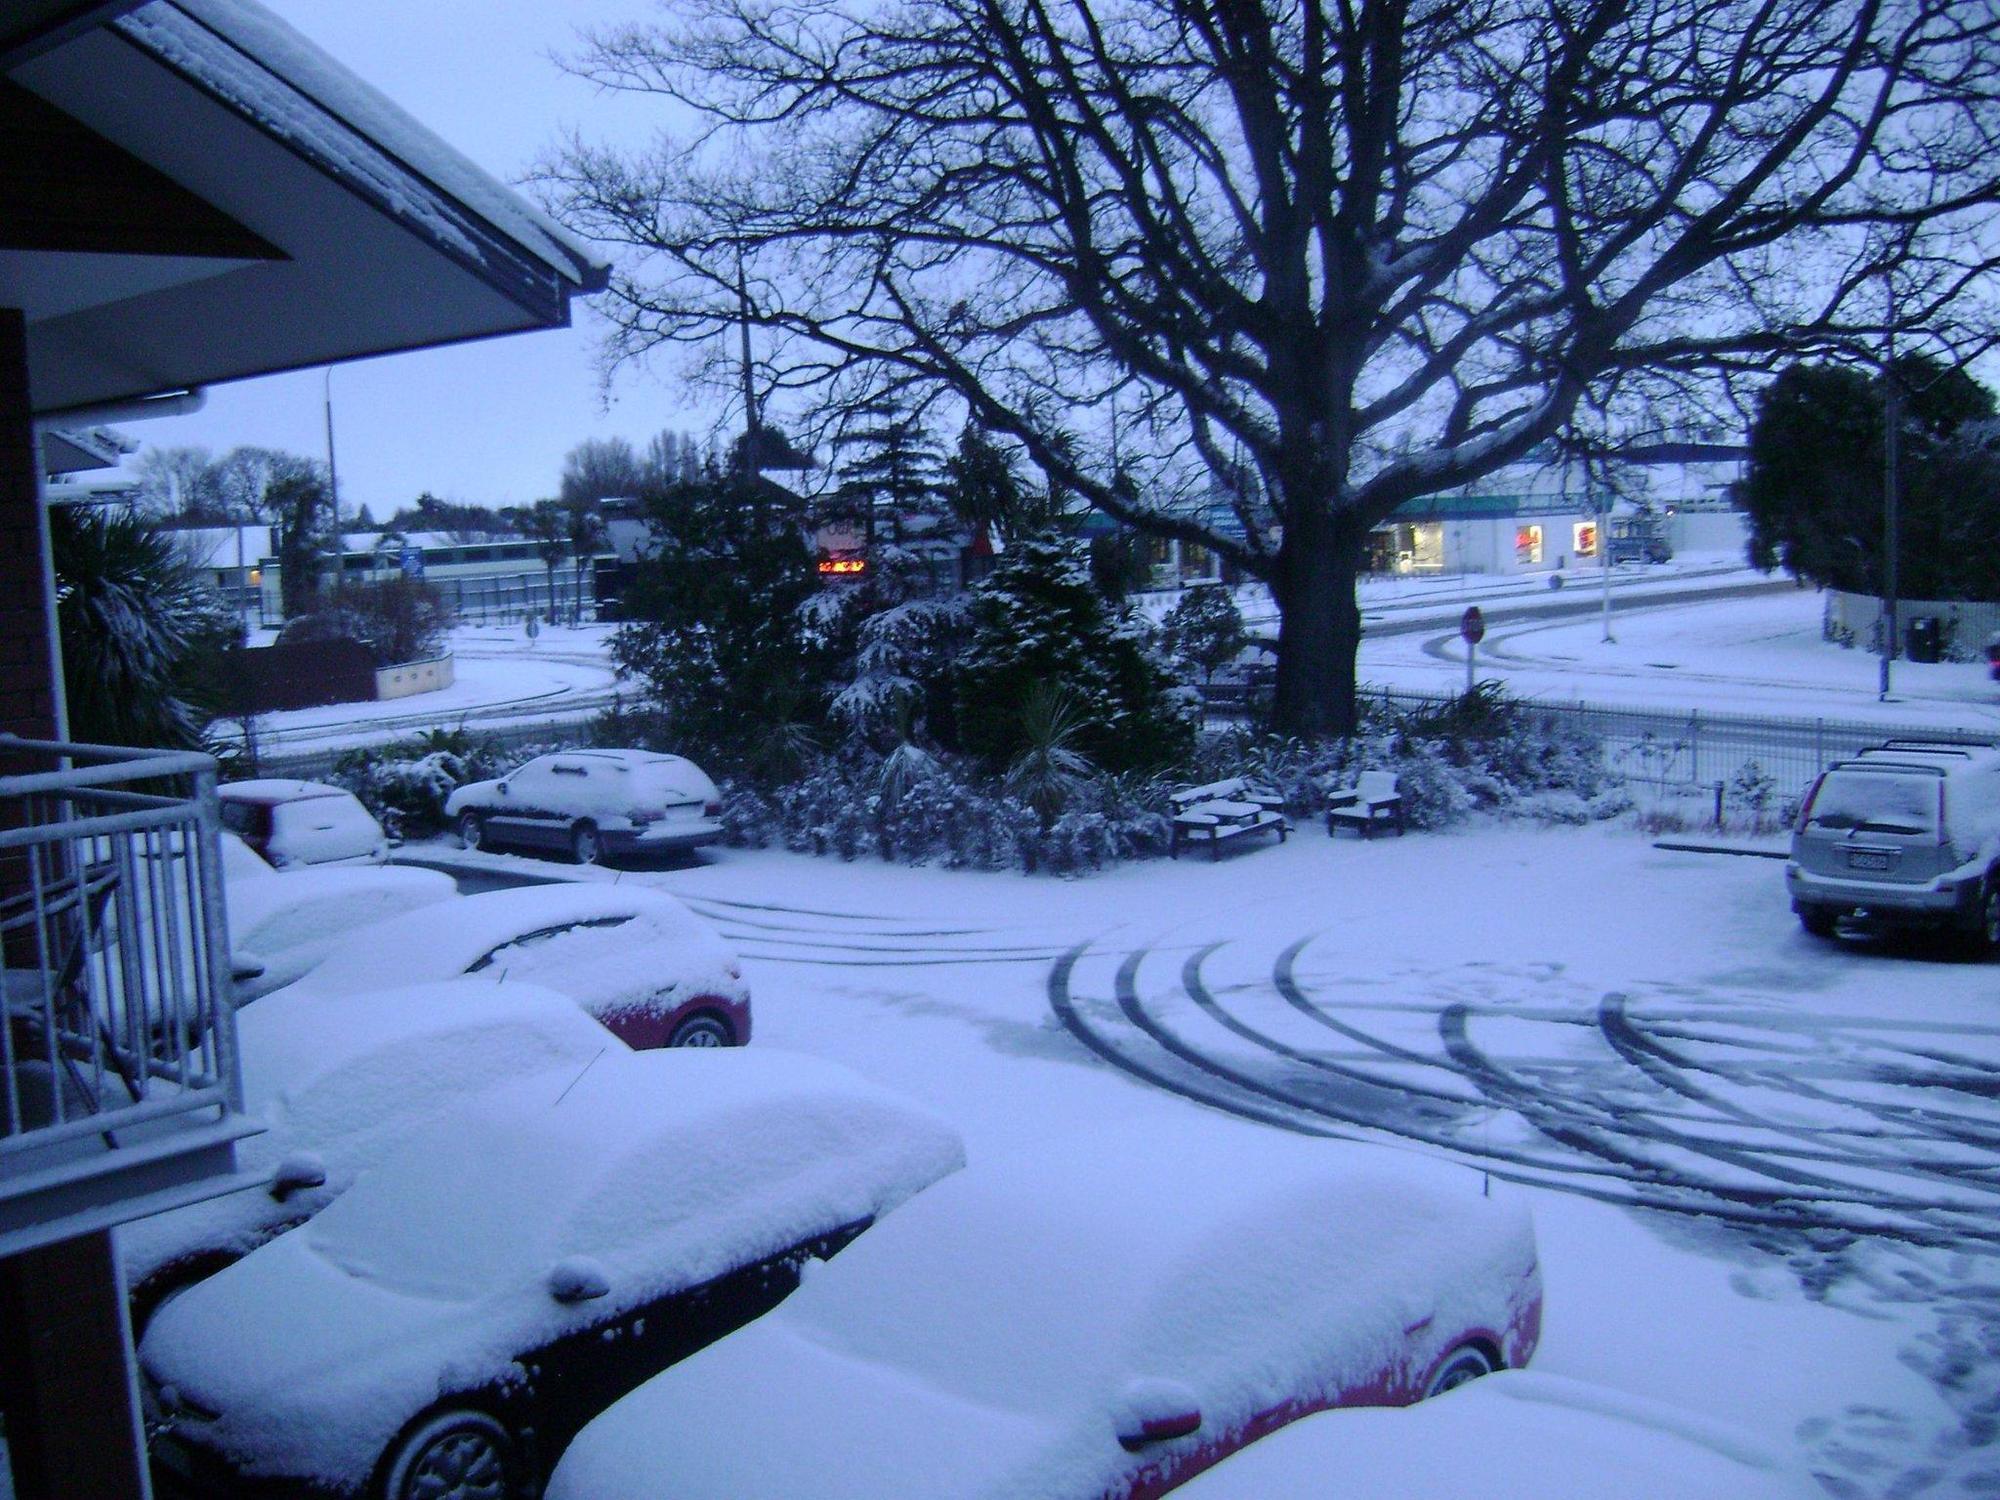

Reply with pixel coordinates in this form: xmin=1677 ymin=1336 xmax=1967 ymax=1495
xmin=825 ymin=399 xmax=951 ymax=546
xmin=515 ymin=499 xmax=570 ymax=613
xmin=1161 ymin=585 xmax=1247 ymax=685
xmin=611 ymin=472 xmax=834 ymax=774
xmin=955 ymin=535 xmax=1193 ymax=774
xmin=204 ymin=446 xmax=276 ymax=522
xmin=286 ymin=577 xmax=452 ymax=667
xmin=563 ymin=496 xmax=606 ymax=623
xmin=352 ymin=503 xmax=377 ymax=530
xmin=51 ymin=506 xmax=240 ymax=749
xmin=559 ymin=437 xmax=646 ymax=507
xmin=385 ymin=492 xmax=510 ymax=541
xmin=267 ymin=461 xmax=336 ymax=619
xmin=945 ymin=423 xmax=1031 ymax=540
xmin=1741 ymin=360 xmax=1999 ymax=599
xmin=133 ymin=445 xmax=220 ymax=520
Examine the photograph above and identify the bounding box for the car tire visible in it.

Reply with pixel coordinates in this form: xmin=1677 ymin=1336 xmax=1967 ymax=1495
xmin=377 ymin=1408 xmax=526 ymax=1500
xmin=570 ymin=820 xmax=601 ymax=866
xmin=457 ymin=811 xmax=485 ymax=852
xmin=667 ymin=1011 xmax=734 ymax=1048
xmin=1798 ymin=906 xmax=1839 ymax=939
xmin=1422 ymin=1344 xmax=1496 ymax=1399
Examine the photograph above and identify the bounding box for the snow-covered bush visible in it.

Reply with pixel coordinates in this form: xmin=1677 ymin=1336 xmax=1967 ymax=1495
xmin=328 ymin=731 xmax=577 ymax=837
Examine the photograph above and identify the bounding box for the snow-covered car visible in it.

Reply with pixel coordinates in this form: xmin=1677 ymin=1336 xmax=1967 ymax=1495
xmin=141 ymin=1049 xmax=966 ymax=1500
xmin=1174 ymin=1370 xmax=1819 ymax=1500
xmin=218 ymin=780 xmax=391 ymax=868
xmin=546 ymin=1127 xmax=1542 ymax=1500
xmin=445 ymin=748 xmax=723 ymax=864
xmin=119 ymin=979 xmax=625 ymax=1331
xmin=261 ymin=883 xmax=752 ymax=1048
xmin=228 ymin=863 xmax=458 ymax=998
xmin=1787 ymin=739 xmax=2000 ymax=946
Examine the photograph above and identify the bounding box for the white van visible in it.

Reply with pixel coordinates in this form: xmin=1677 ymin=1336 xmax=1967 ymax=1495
xmin=1786 ymin=740 xmax=2000 ymax=947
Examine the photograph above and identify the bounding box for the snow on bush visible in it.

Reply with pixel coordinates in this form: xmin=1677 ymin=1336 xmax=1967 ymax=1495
xmin=328 ymin=731 xmax=576 ymax=836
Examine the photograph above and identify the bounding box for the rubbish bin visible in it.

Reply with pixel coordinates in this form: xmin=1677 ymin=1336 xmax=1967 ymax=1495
xmin=1907 ymin=616 xmax=1943 ymax=664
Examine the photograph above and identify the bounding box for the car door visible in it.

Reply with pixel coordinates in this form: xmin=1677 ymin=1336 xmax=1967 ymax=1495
xmin=488 ymin=761 xmax=563 ymax=849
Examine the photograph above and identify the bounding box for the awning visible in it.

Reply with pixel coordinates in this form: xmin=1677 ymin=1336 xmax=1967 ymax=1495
xmin=2 ymin=0 xmax=607 ymax=415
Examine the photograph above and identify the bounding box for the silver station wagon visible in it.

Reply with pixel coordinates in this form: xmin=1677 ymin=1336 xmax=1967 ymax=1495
xmin=1787 ymin=740 xmax=2000 ymax=948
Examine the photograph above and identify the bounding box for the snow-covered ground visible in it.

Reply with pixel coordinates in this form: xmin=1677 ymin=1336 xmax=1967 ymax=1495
xmin=446 ymin=823 xmax=1999 ymax=1497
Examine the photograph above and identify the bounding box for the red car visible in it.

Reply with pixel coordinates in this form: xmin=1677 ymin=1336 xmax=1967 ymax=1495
xmin=548 ymin=1126 xmax=1541 ymax=1500
xmin=218 ymin=780 xmax=390 ymax=869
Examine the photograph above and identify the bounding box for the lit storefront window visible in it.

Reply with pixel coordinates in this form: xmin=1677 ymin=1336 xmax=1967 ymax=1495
xmin=1573 ymin=521 xmax=1598 ymax=558
xmin=1515 ymin=524 xmax=1544 ymax=566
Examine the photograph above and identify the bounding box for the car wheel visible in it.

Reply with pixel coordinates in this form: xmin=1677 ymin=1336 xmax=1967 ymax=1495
xmin=1798 ymin=906 xmax=1839 ymax=939
xmin=570 ymin=820 xmax=601 ymax=866
xmin=457 ymin=811 xmax=485 ymax=851
xmin=667 ymin=1011 xmax=734 ymax=1048
xmin=1422 ymin=1344 xmax=1496 ymax=1399
xmin=377 ymin=1409 xmax=525 ymax=1500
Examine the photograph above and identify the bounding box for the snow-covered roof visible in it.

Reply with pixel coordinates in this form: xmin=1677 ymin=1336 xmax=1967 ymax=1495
xmin=8 ymin=0 xmax=607 ymax=414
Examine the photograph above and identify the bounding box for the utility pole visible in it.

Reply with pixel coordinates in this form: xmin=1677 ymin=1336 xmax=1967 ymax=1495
xmin=1880 ymin=275 xmax=1898 ymax=701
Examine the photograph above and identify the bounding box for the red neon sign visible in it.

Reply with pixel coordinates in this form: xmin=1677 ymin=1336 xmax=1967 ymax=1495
xmin=818 ymin=558 xmax=867 ymax=576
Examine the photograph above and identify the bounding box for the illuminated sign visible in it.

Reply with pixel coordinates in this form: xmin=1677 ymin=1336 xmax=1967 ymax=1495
xmin=818 ymin=557 xmax=867 ymax=576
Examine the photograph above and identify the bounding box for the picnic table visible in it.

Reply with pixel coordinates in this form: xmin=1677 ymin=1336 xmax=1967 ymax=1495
xmin=1169 ymin=779 xmax=1289 ymax=861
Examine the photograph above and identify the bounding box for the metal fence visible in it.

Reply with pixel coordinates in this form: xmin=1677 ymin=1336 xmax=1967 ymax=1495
xmin=0 ymin=736 xmax=246 ymax=1246
xmin=1373 ymin=688 xmax=1996 ymax=803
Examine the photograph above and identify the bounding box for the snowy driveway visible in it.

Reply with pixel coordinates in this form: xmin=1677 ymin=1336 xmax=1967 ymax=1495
xmin=601 ymin=825 xmax=1999 ymax=1497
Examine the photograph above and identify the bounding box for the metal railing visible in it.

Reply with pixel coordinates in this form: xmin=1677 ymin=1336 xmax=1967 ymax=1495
xmin=0 ymin=737 xmax=246 ymax=1224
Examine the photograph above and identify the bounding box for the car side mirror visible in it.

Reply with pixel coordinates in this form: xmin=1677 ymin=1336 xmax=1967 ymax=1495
xmin=230 ymin=951 xmax=267 ymax=984
xmin=1113 ymin=1378 xmax=1202 ymax=1451
xmin=497 ymin=780 xmax=510 ymax=797
xmin=269 ymin=1152 xmax=327 ymax=1202
xmin=547 ymin=1257 xmax=610 ymax=1304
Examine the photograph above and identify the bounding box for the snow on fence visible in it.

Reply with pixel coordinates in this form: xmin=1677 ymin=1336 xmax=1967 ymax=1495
xmin=1373 ymin=689 xmax=1995 ymax=805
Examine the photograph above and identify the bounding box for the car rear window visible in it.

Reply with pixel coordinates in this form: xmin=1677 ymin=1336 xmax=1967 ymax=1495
xmin=1803 ymin=771 xmax=1939 ymax=835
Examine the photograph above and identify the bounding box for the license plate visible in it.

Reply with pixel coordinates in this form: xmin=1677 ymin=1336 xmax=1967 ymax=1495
xmin=1847 ymin=850 xmax=1892 ymax=871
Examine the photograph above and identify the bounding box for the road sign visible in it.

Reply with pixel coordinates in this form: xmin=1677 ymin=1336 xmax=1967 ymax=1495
xmin=1460 ymin=606 xmax=1485 ymax=645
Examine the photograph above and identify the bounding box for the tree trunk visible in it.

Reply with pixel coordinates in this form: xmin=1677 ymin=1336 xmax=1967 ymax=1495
xmin=1269 ymin=507 xmax=1366 ymax=739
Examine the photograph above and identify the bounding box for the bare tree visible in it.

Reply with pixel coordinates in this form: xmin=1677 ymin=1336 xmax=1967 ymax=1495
xmin=132 ymin=445 xmax=219 ymax=520
xmin=558 ymin=436 xmax=646 ymax=508
xmin=544 ymin=0 xmax=2000 ymax=735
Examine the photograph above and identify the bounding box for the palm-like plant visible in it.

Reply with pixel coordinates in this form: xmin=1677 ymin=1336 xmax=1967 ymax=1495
xmin=52 ymin=507 xmax=237 ymax=750
xmin=1004 ymin=683 xmax=1094 ymax=827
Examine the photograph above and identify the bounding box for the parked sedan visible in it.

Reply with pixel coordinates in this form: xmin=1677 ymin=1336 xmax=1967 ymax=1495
xmin=141 ymin=1049 xmax=967 ymax=1500
xmin=219 ymin=780 xmax=391 ymax=868
xmin=547 ymin=1126 xmax=1542 ymax=1500
xmin=446 ymin=749 xmax=723 ymax=864
xmin=263 ymin=882 xmax=752 ymax=1049
xmin=118 ymin=979 xmax=625 ymax=1331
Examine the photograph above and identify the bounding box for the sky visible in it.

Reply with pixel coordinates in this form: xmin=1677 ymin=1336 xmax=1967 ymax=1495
xmin=136 ymin=1 xmax=721 ymax=518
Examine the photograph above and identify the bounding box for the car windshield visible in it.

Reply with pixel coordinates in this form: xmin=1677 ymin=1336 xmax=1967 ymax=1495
xmin=1804 ymin=771 xmax=1938 ymax=835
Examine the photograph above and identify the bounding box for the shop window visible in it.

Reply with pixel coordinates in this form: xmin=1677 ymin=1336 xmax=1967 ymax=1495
xmin=1515 ymin=524 xmax=1544 ymax=566
xmin=1573 ymin=521 xmax=1598 ymax=558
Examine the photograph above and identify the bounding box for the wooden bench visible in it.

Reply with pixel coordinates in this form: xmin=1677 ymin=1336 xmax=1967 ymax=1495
xmin=1326 ymin=769 xmax=1405 ymax=838
xmin=1169 ymin=778 xmax=1289 ymax=861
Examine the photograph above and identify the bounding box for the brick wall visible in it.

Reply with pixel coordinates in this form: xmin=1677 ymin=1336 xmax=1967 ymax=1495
xmin=0 ymin=309 xmax=60 ymax=742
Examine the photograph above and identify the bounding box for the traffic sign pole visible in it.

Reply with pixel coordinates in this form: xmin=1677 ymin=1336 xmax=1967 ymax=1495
xmin=1460 ymin=606 xmax=1485 ymax=697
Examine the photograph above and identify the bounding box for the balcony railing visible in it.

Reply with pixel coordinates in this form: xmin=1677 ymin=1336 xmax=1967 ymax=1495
xmin=0 ymin=735 xmax=258 ymax=1257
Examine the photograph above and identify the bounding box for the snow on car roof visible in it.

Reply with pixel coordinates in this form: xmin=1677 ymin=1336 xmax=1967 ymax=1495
xmin=218 ymin=779 xmax=350 ymax=803
xmin=302 ymin=1048 xmax=961 ymax=1302
xmin=548 ymin=1129 xmax=1534 ymax=1500
xmin=284 ymin=882 xmax=730 ymax=1001
xmin=118 ymin=981 xmax=619 ymax=1289
xmin=226 ymin=865 xmax=454 ymax=960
